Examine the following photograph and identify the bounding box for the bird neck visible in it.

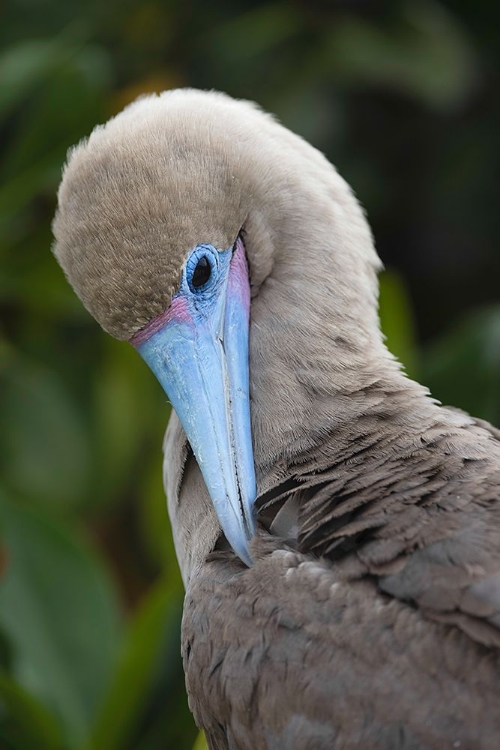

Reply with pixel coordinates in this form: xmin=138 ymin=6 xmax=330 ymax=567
xmin=248 ymin=233 xmax=497 ymax=507
xmin=254 ymin=340 xmax=500 ymax=563
xmin=248 ymin=225 xmax=429 ymax=493
xmin=251 ymin=334 xmax=438 ymax=493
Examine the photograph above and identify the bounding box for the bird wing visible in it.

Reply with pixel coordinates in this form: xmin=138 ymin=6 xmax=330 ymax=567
xmin=183 ymin=538 xmax=500 ymax=750
xmin=296 ymin=409 xmax=500 ymax=649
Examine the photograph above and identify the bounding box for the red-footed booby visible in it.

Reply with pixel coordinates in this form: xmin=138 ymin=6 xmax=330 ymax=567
xmin=53 ymin=89 xmax=500 ymax=749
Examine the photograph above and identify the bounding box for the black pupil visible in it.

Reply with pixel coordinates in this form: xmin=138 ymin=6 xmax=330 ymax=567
xmin=192 ymin=256 xmax=211 ymax=288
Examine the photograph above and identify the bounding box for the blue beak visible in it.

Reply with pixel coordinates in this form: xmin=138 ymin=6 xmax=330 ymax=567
xmin=132 ymin=239 xmax=256 ymax=566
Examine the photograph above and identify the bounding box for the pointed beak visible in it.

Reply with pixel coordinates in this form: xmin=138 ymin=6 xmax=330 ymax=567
xmin=132 ymin=240 xmax=256 ymax=566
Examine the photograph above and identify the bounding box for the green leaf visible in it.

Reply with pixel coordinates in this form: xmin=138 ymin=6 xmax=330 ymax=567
xmin=423 ymin=306 xmax=500 ymax=426
xmin=207 ymin=1 xmax=302 ymax=63
xmin=0 ymin=240 xmax=87 ymax=320
xmin=85 ymin=575 xmax=183 ymax=750
xmin=0 ymin=669 xmax=64 ymax=750
xmin=137 ymin=451 xmax=179 ymax=571
xmin=379 ymin=268 xmax=419 ymax=378
xmin=192 ymin=730 xmax=209 ymax=750
xmin=0 ymin=38 xmax=69 ymax=117
xmin=1 ymin=46 xmax=111 ymax=182
xmin=0 ymin=356 xmax=92 ymax=512
xmin=321 ymin=0 xmax=476 ymax=111
xmin=0 ymin=492 xmax=121 ymax=746
xmin=90 ymin=336 xmax=167 ymax=510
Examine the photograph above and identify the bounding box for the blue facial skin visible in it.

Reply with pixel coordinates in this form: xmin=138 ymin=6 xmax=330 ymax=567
xmin=136 ymin=243 xmax=256 ymax=567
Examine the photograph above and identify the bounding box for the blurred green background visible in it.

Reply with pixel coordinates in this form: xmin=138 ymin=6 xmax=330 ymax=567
xmin=1 ymin=1 xmax=499 ymax=748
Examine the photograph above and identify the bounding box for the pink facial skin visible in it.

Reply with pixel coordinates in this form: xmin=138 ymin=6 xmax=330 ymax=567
xmin=130 ymin=295 xmax=191 ymax=348
xmin=130 ymin=236 xmax=250 ymax=348
xmin=229 ymin=237 xmax=251 ymax=318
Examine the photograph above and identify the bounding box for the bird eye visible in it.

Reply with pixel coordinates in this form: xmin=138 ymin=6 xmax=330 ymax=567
xmin=192 ymin=256 xmax=211 ymax=289
xmin=186 ymin=247 xmax=218 ymax=294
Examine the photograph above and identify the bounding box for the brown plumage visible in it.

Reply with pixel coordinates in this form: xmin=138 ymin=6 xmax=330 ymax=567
xmin=53 ymin=89 xmax=500 ymax=749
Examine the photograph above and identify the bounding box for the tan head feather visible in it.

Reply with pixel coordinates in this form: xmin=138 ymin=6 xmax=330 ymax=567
xmin=53 ymin=88 xmax=380 ymax=341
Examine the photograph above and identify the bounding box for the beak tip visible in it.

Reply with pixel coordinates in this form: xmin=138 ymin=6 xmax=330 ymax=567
xmin=238 ymin=542 xmax=254 ymax=568
xmin=229 ymin=508 xmax=256 ymax=568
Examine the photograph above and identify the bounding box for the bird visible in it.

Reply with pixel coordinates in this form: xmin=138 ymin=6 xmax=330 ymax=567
xmin=52 ymin=89 xmax=500 ymax=750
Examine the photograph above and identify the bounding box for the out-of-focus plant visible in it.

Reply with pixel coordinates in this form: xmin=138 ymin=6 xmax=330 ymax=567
xmin=1 ymin=1 xmax=498 ymax=748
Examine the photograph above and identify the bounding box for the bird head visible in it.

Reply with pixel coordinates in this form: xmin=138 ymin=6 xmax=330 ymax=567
xmin=53 ymin=89 xmax=382 ymax=577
